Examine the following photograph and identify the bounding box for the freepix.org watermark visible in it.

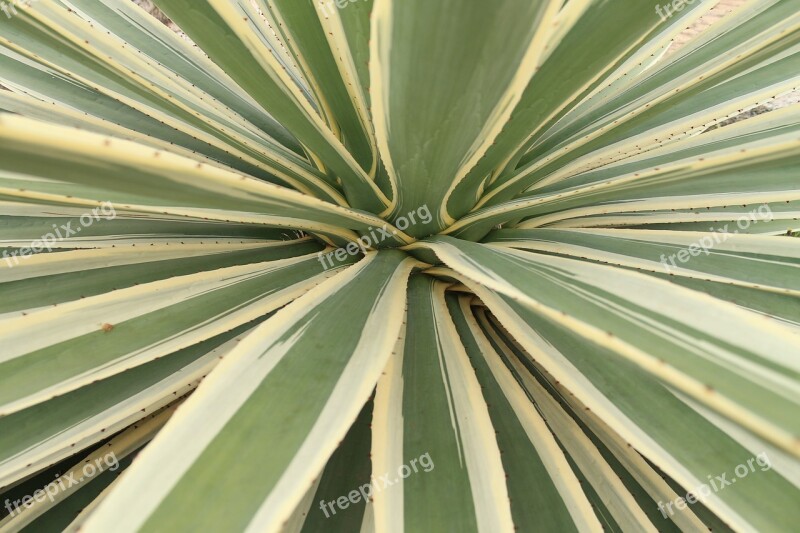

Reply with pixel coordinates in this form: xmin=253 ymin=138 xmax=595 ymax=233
xmin=0 ymin=0 xmax=36 ymax=19
xmin=654 ymin=0 xmax=697 ymax=22
xmin=317 ymin=0 xmax=368 ymax=18
xmin=659 ymin=204 xmax=774 ymax=273
xmin=658 ymin=452 xmax=772 ymax=518
xmin=2 ymin=201 xmax=117 ymax=268
xmin=317 ymin=205 xmax=432 ymax=269
xmin=3 ymin=451 xmax=120 ymax=518
xmin=318 ymin=452 xmax=434 ymax=518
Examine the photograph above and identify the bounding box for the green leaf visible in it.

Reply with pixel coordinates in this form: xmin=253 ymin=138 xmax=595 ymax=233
xmin=371 ymin=276 xmax=515 ymax=531
xmin=0 ymin=324 xmax=258 ymax=489
xmin=447 ymin=294 xmax=602 ymax=531
xmin=480 ymin=303 xmax=800 ymax=531
xmin=370 ymin=0 xmax=558 ymax=233
xmin=0 ymin=251 xmax=345 ymax=415
xmin=420 ymin=236 xmax=800 ymax=455
xmin=79 ymin=251 xmax=419 ymax=532
xmin=485 ymin=227 xmax=800 ymax=294
xmin=150 ymin=0 xmax=391 ymax=212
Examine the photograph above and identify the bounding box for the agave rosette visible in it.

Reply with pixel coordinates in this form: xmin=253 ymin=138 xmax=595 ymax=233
xmin=0 ymin=0 xmax=798 ymax=531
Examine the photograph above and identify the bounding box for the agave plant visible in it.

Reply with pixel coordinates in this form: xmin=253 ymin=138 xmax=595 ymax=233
xmin=0 ymin=0 xmax=798 ymax=531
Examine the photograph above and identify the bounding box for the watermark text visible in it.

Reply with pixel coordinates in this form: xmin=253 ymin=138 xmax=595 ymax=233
xmin=319 ymin=452 xmax=434 ymax=518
